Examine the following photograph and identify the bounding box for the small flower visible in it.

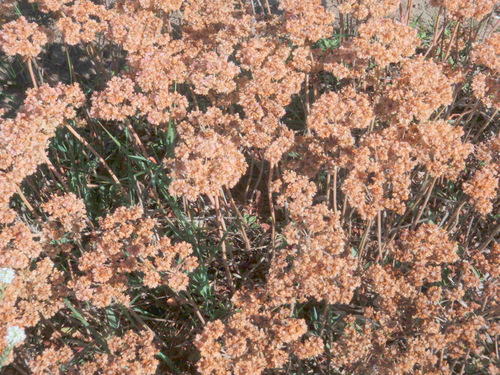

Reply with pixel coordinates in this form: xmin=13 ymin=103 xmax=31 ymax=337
xmin=6 ymin=326 xmax=26 ymax=346
xmin=0 ymin=268 xmax=15 ymax=284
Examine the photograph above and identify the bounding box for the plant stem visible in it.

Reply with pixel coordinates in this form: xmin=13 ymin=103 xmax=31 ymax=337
xmin=268 ymin=163 xmax=276 ymax=250
xmin=65 ymin=123 xmax=126 ymax=195
xmin=214 ymin=195 xmax=235 ymax=293
xmin=443 ymin=21 xmax=460 ymax=61
xmin=412 ymin=176 xmax=437 ymax=230
xmin=27 ymin=58 xmax=38 ymax=89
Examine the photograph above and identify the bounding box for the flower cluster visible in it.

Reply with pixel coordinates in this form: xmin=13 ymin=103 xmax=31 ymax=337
xmin=195 ymin=289 xmax=320 ymax=375
xmin=430 ymin=0 xmax=497 ymax=20
xmin=71 ymin=206 xmax=198 ymax=307
xmin=167 ymin=126 xmax=247 ymax=201
xmin=0 ymin=16 xmax=48 ymax=60
xmin=472 ymin=34 xmax=500 ymax=110
xmin=353 ymin=19 xmax=420 ymax=67
xmin=338 ymin=0 xmax=400 ymax=20
xmin=56 ymin=0 xmax=112 ymax=45
xmin=0 ymin=83 xmax=84 ymax=224
xmin=0 ymin=220 xmax=65 ymax=367
xmin=79 ymin=330 xmax=158 ymax=374
xmin=41 ymin=193 xmax=87 ymax=242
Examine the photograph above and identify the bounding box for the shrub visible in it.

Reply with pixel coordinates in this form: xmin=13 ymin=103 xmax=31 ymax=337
xmin=0 ymin=0 xmax=499 ymax=373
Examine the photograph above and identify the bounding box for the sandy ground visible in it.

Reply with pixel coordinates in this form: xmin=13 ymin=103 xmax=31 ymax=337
xmin=409 ymin=0 xmax=439 ymax=26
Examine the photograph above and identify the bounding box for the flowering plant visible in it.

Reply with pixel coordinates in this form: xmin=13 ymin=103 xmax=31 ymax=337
xmin=0 ymin=0 xmax=499 ymax=373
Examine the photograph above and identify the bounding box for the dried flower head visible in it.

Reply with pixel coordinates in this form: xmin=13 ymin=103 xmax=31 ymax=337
xmin=280 ymin=0 xmax=335 ymax=45
xmin=472 ymin=34 xmax=500 ymax=73
xmin=137 ymin=0 xmax=183 ymax=13
xmin=56 ymin=0 xmax=111 ymax=45
xmin=343 ymin=128 xmax=415 ymax=219
xmin=189 ymin=51 xmax=240 ymax=95
xmin=91 ymin=77 xmax=141 ymax=121
xmin=338 ymin=0 xmax=400 ymax=20
xmin=430 ymin=0 xmax=497 ymax=20
xmin=0 ymin=83 xmax=84 ymax=224
xmin=0 ymin=16 xmax=48 ymax=60
xmin=408 ymin=120 xmax=473 ymax=180
xmin=472 ymin=73 xmax=500 ymax=109
xmin=41 ymin=193 xmax=87 ymax=242
xmin=79 ymin=330 xmax=159 ymax=374
xmin=28 ymin=0 xmax=71 ymax=12
xmin=71 ymin=206 xmax=197 ymax=307
xmin=463 ymin=165 xmax=499 ymax=215
xmin=168 ymin=126 xmax=247 ymax=201
xmin=195 ymin=291 xmax=313 ymax=375
xmin=353 ymin=19 xmax=420 ymax=67
xmin=28 ymin=345 xmax=73 ymax=375
xmin=383 ymin=57 xmax=454 ymax=124
xmin=307 ymin=86 xmax=373 ymax=147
